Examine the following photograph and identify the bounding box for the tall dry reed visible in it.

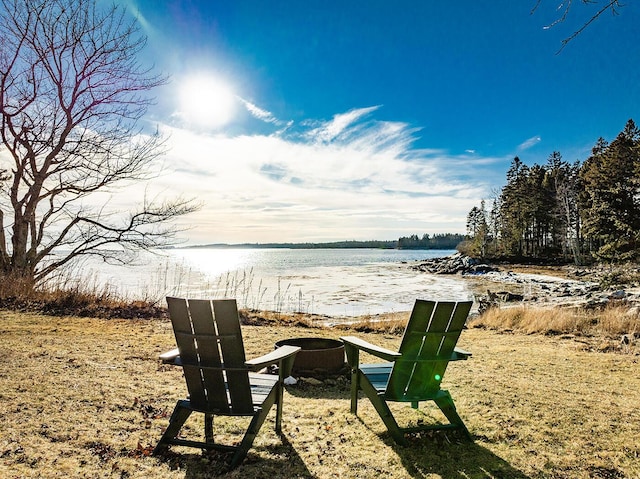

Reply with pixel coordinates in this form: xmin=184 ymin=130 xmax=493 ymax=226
xmin=471 ymin=303 xmax=639 ymax=338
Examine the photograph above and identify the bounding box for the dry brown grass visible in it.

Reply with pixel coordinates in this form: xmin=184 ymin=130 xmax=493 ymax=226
xmin=333 ymin=311 xmax=410 ymax=335
xmin=471 ymin=303 xmax=640 ymax=354
xmin=597 ymin=305 xmax=640 ymax=336
xmin=471 ymin=305 xmax=595 ymax=335
xmin=1 ymin=310 xmax=639 ymax=478
xmin=0 ymin=272 xmax=167 ymax=320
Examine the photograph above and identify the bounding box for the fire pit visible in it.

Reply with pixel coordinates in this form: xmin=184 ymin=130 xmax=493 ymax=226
xmin=275 ymin=337 xmax=345 ymax=376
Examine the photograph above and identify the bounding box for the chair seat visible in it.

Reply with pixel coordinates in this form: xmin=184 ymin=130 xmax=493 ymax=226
xmin=247 ymin=373 xmax=279 ymax=406
xmin=361 ymin=363 xmax=450 ymax=402
xmin=186 ymin=372 xmax=280 ymax=414
xmin=360 ymin=363 xmax=392 ymax=392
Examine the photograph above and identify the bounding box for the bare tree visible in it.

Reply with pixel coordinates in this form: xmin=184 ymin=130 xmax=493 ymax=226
xmin=532 ymin=0 xmax=624 ymax=52
xmin=0 ymin=0 xmax=198 ymax=289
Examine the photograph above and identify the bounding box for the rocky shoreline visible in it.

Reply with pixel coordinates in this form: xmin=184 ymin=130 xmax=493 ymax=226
xmin=411 ymin=252 xmax=640 ymax=312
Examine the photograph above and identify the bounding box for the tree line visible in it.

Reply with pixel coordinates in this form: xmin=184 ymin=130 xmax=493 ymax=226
xmin=462 ymin=119 xmax=640 ymax=264
xmin=187 ymin=234 xmax=465 ymax=250
xmin=397 ymin=233 xmax=465 ymax=250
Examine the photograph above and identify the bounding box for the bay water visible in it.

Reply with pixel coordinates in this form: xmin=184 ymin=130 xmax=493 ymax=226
xmin=73 ymin=248 xmax=477 ymax=316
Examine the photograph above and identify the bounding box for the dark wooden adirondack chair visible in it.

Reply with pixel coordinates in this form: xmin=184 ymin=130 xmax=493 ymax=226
xmin=154 ymin=297 xmax=300 ymax=468
xmin=341 ymin=299 xmax=472 ymax=445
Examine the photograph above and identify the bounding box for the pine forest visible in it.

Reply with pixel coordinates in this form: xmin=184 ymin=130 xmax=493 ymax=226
xmin=462 ymin=119 xmax=640 ymax=264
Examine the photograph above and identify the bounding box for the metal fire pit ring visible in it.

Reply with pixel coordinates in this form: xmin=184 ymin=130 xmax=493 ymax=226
xmin=275 ymin=337 xmax=345 ymax=375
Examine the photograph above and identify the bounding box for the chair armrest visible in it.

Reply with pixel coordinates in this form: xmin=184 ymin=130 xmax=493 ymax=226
xmin=341 ymin=336 xmax=401 ymax=363
xmin=245 ymin=345 xmax=301 ymax=373
xmin=159 ymin=348 xmax=181 ymax=364
xmin=452 ymin=347 xmax=472 ymax=360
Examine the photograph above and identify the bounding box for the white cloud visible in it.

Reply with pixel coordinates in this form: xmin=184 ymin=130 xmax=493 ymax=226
xmin=133 ymin=107 xmax=500 ymax=244
xmin=305 ymin=106 xmax=381 ymax=144
xmin=239 ymin=99 xmax=282 ymax=125
xmin=518 ymin=135 xmax=541 ymax=151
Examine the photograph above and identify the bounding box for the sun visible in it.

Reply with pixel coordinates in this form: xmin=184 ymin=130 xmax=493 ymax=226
xmin=177 ymin=74 xmax=236 ymax=129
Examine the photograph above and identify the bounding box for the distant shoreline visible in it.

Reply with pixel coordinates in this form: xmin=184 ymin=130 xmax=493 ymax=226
xmin=169 ymin=241 xmax=457 ymax=250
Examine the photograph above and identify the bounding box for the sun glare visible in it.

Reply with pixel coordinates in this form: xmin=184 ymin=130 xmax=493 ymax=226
xmin=177 ymin=75 xmax=236 ymax=129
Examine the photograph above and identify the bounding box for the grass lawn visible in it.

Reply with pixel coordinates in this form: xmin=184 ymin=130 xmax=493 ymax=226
xmin=1 ymin=310 xmax=639 ymax=478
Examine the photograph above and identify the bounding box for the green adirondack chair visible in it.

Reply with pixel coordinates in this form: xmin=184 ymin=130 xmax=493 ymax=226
xmin=341 ymin=299 xmax=473 ymax=445
xmin=154 ymin=297 xmax=300 ymax=468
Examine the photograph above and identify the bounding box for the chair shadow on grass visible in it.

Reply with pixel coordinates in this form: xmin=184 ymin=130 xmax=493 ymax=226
xmin=285 ymin=383 xmax=530 ymax=478
xmin=373 ymin=424 xmax=531 ymax=479
xmin=320 ymin=363 xmax=529 ymax=478
xmin=156 ymin=434 xmax=314 ymax=478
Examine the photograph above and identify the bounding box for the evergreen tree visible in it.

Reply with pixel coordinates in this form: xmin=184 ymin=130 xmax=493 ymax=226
xmin=488 ymin=198 xmax=501 ymax=257
xmin=499 ymin=157 xmax=531 ymax=257
xmin=579 ymin=119 xmax=640 ymax=262
xmin=545 ymin=152 xmax=582 ymax=263
xmin=466 ymin=200 xmax=489 ymax=258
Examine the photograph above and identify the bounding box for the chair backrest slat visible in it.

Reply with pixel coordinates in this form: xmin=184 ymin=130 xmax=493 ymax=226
xmin=212 ymin=300 xmax=253 ymax=413
xmin=384 ymin=300 xmax=434 ymax=399
xmin=166 ymin=297 xmax=253 ymax=414
xmin=386 ymin=300 xmax=472 ymax=401
xmin=167 ymin=297 xmax=209 ymax=409
xmin=188 ymin=299 xmax=230 ymax=413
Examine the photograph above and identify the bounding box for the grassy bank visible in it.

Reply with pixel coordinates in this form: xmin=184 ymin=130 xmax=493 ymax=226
xmin=1 ymin=310 xmax=639 ymax=478
xmin=470 ymin=304 xmax=640 ymax=353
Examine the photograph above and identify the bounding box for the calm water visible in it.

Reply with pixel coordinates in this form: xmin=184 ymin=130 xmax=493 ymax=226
xmin=73 ymin=248 xmax=477 ymax=316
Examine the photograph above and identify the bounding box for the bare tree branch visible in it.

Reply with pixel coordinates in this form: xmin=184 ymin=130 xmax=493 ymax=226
xmin=0 ymin=0 xmax=199 ymax=288
xmin=531 ymin=0 xmax=624 ymax=53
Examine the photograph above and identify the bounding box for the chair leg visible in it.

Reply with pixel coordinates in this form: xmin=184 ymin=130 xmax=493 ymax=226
xmin=153 ymin=400 xmax=193 ymax=455
xmin=434 ymin=391 xmax=471 ymax=438
xmin=350 ymin=367 xmax=360 ymax=414
xmin=229 ymin=385 xmax=280 ymax=468
xmin=204 ymin=414 xmax=214 ymax=444
xmin=358 ymin=374 xmax=406 ymax=445
xmin=274 ymin=382 xmax=283 ymax=434
xmin=275 ymin=353 xmax=297 ymax=434
xmin=229 ymin=404 xmax=273 ymax=468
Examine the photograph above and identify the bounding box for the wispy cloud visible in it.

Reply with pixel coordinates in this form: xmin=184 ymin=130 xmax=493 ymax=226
xmin=135 ymin=107 xmax=504 ymax=244
xmin=518 ymin=135 xmax=541 ymax=151
xmin=239 ymin=98 xmax=283 ymax=125
xmin=304 ymin=106 xmax=381 ymax=144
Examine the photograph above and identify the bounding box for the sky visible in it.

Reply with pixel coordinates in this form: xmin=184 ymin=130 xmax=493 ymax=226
xmin=116 ymin=0 xmax=639 ymax=245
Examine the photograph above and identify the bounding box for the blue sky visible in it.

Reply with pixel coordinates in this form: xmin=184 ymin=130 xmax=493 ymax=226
xmin=119 ymin=1 xmax=639 ymax=244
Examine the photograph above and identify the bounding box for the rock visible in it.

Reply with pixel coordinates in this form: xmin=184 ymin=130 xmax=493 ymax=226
xmin=468 ymin=264 xmax=496 ymax=274
xmin=485 ymin=291 xmax=523 ymax=302
xmin=411 ymin=255 xmax=640 ymax=312
xmin=585 ymin=298 xmax=609 ymax=309
xmin=299 ymin=377 xmax=323 ymax=386
xmin=411 ymin=254 xmax=498 ymax=276
xmin=283 ymin=376 xmax=297 ymax=385
xmin=609 ymin=290 xmax=627 ymax=300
